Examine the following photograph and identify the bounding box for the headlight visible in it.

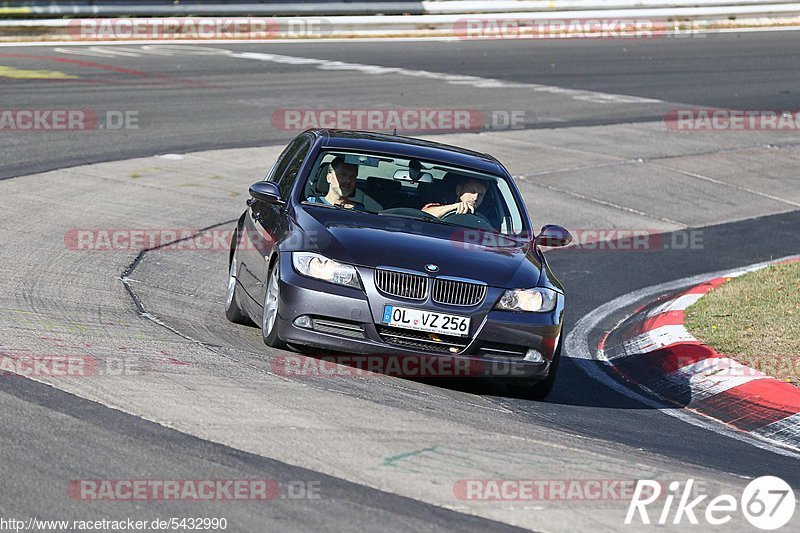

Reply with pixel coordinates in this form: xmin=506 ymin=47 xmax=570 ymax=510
xmin=495 ymin=288 xmax=558 ymax=312
xmin=292 ymin=252 xmax=362 ymax=289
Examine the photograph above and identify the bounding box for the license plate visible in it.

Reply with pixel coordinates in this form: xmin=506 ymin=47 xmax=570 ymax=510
xmin=381 ymin=305 xmax=471 ymax=337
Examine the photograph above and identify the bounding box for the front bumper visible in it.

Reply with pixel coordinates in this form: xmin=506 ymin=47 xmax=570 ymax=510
xmin=272 ymin=253 xmax=563 ymax=381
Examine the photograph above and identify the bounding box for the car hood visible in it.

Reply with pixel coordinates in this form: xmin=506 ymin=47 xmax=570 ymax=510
xmin=294 ymin=206 xmax=542 ymax=288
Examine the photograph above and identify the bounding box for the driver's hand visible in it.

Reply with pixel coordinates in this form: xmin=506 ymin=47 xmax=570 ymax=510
xmin=452 ymin=201 xmax=475 ymax=214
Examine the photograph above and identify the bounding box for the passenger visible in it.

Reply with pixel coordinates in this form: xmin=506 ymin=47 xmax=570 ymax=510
xmin=422 ymin=177 xmax=488 ymax=218
xmin=307 ymin=156 xmax=366 ymax=210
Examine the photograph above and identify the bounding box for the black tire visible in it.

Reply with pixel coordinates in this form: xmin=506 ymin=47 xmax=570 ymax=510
xmin=225 ymin=230 xmax=253 ymax=325
xmin=262 ymin=259 xmax=287 ymax=349
xmin=507 ymin=336 xmax=563 ymax=400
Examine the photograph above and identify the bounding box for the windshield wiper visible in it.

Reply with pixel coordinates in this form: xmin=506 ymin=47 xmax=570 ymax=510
xmin=302 ymin=201 xmax=372 ymax=213
xmin=378 ymin=212 xmax=462 ymax=227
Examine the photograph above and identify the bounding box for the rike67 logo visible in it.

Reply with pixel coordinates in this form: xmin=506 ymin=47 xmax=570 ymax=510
xmin=626 ymin=477 xmax=796 ymax=530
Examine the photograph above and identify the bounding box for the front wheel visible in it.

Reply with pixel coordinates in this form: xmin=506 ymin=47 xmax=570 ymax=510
xmin=225 ymin=231 xmax=253 ymax=325
xmin=262 ymin=259 xmax=287 ymax=349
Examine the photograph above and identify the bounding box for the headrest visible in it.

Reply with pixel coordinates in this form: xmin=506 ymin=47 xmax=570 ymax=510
xmin=367 ymin=176 xmax=402 ymax=193
xmin=305 ymin=162 xmax=331 ymax=198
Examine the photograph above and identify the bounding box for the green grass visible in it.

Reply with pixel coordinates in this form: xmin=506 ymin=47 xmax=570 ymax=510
xmin=685 ymin=261 xmax=800 ymax=386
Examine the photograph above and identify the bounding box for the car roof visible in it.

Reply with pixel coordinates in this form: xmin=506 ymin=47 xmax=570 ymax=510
xmin=310 ymin=129 xmax=505 ymax=175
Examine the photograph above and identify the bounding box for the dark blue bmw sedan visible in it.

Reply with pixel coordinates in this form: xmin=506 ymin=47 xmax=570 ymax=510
xmin=226 ymin=129 xmax=571 ymax=399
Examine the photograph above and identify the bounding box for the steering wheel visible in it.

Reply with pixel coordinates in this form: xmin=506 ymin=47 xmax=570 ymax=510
xmin=441 ymin=209 xmax=495 ymax=230
xmin=379 ymin=207 xmax=439 ymax=220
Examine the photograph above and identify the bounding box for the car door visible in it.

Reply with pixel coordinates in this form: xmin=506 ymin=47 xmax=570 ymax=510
xmin=239 ymin=134 xmax=312 ymax=309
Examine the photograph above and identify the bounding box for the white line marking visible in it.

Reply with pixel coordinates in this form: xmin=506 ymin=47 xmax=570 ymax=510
xmin=521 ymin=179 xmax=688 ymax=226
xmin=228 ymin=50 xmax=663 ymax=105
xmin=53 ymin=46 xmax=123 ymax=57
xmin=618 ymin=324 xmax=696 ymax=355
xmin=652 ymin=163 xmax=800 ymax=208
xmin=52 ymin=44 xmax=231 ymax=58
xmin=565 ymin=254 xmax=800 ymax=457
xmin=646 ymin=293 xmax=703 ymax=316
xmin=756 ymin=413 xmax=800 ymax=449
xmin=676 ymin=359 xmax=770 ymax=399
xmin=677 ymin=356 xmax=767 ymax=378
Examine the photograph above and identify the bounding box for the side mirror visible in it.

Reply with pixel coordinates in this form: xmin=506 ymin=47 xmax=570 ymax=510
xmin=535 ymin=225 xmax=572 ymax=247
xmin=249 ymin=181 xmax=284 ymax=205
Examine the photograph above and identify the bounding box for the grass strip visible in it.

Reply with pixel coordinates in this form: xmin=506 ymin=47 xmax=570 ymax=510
xmin=686 ymin=261 xmax=799 ymax=386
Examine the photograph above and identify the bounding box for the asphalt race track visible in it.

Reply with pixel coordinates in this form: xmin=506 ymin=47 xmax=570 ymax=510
xmin=1 ymin=33 xmax=800 ymax=531
xmin=2 ymin=32 xmax=800 ymax=179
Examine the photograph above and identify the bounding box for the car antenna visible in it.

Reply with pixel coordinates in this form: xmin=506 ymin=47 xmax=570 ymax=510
xmin=393 ymin=128 xmax=397 ymax=135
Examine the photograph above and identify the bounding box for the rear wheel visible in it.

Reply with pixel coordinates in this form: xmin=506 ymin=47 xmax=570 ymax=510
xmin=507 ymin=337 xmax=563 ymax=400
xmin=225 ymin=231 xmax=253 ymax=325
xmin=262 ymin=259 xmax=287 ymax=349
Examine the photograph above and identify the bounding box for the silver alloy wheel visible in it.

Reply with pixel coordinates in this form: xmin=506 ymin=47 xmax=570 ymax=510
xmin=225 ymin=256 xmax=237 ymax=311
xmin=263 ymin=263 xmax=280 ymax=337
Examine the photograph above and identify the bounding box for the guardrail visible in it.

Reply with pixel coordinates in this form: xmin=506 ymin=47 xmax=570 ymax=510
xmin=1 ymin=0 xmax=799 ymax=40
xmin=3 ymin=0 xmax=800 ymax=17
xmin=1 ymin=1 xmax=426 ymax=17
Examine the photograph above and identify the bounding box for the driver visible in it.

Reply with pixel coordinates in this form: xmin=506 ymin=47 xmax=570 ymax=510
xmin=422 ymin=177 xmax=487 ymax=218
xmin=307 ymin=156 xmax=366 ymax=210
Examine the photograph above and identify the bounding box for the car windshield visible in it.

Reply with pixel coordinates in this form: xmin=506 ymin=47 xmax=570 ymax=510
xmin=300 ymin=150 xmax=527 ymax=236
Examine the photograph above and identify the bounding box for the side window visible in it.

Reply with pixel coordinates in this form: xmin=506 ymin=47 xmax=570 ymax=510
xmin=267 ymin=136 xmax=311 ymax=198
xmin=277 ymin=138 xmax=311 ymax=199
xmin=266 ymin=143 xmax=295 ymax=182
xmin=495 ymin=179 xmax=523 ymax=235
